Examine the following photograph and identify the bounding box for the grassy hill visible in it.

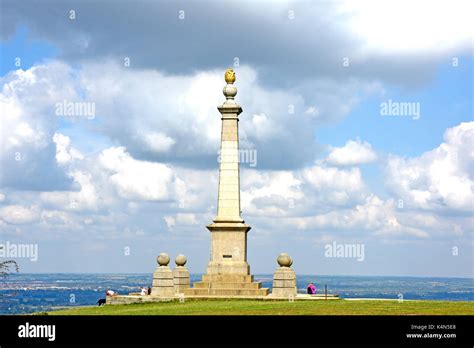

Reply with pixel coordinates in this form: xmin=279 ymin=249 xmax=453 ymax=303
xmin=44 ymin=299 xmax=474 ymax=315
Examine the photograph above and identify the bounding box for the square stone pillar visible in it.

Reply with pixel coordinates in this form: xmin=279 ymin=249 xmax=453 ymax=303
xmin=272 ymin=253 xmax=297 ymax=298
xmin=272 ymin=267 xmax=297 ymax=298
xmin=151 ymin=253 xmax=175 ymax=297
xmin=173 ymin=254 xmax=190 ymax=294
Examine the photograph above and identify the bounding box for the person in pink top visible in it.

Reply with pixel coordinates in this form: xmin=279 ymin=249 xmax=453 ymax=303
xmin=306 ymin=282 xmax=316 ymax=295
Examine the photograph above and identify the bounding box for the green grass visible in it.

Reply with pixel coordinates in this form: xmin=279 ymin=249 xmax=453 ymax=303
xmin=44 ymin=299 xmax=474 ymax=316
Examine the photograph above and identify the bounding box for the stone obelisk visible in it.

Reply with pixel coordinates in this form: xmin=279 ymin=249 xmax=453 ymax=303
xmin=185 ymin=70 xmax=268 ymax=297
xmin=205 ymin=69 xmax=251 ymax=276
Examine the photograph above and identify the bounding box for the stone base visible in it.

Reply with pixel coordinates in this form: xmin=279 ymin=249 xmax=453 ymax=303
xmin=152 ymin=266 xmax=175 ymax=297
xmin=173 ymin=266 xmax=190 ymax=294
xmin=185 ymin=273 xmax=269 ymax=297
xmin=106 ymin=293 xmax=340 ymax=305
xmin=206 ymin=261 xmax=250 ymax=275
xmin=272 ymin=267 xmax=297 ymax=298
xmin=106 ymin=295 xmax=174 ymax=305
xmin=202 ymin=274 xmax=254 ymax=282
xmin=205 ymin=221 xmax=251 ymax=276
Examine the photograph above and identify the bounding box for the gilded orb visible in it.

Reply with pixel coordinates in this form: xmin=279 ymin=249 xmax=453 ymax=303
xmin=225 ymin=69 xmax=236 ymax=84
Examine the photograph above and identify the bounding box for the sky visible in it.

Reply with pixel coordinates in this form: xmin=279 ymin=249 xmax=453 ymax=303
xmin=0 ymin=0 xmax=472 ymax=277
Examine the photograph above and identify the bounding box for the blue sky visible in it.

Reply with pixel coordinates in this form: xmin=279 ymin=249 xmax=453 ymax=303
xmin=0 ymin=0 xmax=472 ymax=277
xmin=317 ymin=61 xmax=473 ymax=156
xmin=0 ymin=26 xmax=57 ymax=74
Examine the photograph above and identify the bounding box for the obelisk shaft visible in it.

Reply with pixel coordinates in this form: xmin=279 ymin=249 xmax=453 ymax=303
xmin=216 ymin=109 xmax=242 ymax=222
xmin=206 ymin=69 xmax=251 ymax=276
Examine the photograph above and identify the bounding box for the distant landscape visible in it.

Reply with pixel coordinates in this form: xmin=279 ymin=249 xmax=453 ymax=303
xmin=1 ymin=273 xmax=472 ymax=315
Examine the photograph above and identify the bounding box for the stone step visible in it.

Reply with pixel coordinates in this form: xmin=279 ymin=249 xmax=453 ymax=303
xmin=201 ymin=274 xmax=254 ymax=283
xmin=184 ymin=287 xmax=269 ymax=297
xmin=181 ymin=295 xmax=269 ymax=299
xmin=192 ymin=281 xmax=262 ymax=289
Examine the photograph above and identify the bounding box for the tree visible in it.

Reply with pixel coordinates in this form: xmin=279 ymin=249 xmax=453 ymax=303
xmin=0 ymin=246 xmax=19 ymax=279
xmin=1 ymin=260 xmax=19 ymax=279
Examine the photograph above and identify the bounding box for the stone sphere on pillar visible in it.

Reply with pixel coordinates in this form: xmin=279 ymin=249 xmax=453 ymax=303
xmin=157 ymin=253 xmax=170 ymax=266
xmin=277 ymin=253 xmax=293 ymax=267
xmin=175 ymin=254 xmax=187 ymax=267
xmin=223 ymin=85 xmax=237 ymax=98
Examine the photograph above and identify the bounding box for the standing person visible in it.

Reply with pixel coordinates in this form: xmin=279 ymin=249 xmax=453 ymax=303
xmin=147 ymin=287 xmax=152 ymax=295
xmin=310 ymin=282 xmax=317 ymax=295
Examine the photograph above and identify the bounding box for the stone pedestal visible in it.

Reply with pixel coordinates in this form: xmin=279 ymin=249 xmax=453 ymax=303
xmin=184 ymin=274 xmax=269 ymax=297
xmin=151 ymin=253 xmax=175 ymax=297
xmin=272 ymin=253 xmax=297 ymax=298
xmin=206 ymin=222 xmax=251 ymax=275
xmin=173 ymin=254 xmax=190 ymax=294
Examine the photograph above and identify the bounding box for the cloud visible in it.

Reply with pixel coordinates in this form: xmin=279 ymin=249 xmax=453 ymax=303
xmin=287 ymin=194 xmax=429 ymax=239
xmin=241 ymin=163 xmax=369 ymax=221
xmin=53 ymin=133 xmax=84 ymax=165
xmin=163 ymin=213 xmax=199 ymax=230
xmin=240 ymin=151 xmax=472 ymax=241
xmin=40 ymin=170 xmax=100 ymax=211
xmin=326 ymin=139 xmax=377 ymax=166
xmin=0 ymin=62 xmax=379 ymax=238
xmin=302 ymin=165 xmax=366 ymax=205
xmin=2 ymin=0 xmax=471 ymax=89
xmin=0 ymin=63 xmax=80 ymax=190
xmin=3 ymin=61 xmax=382 ymax=170
xmin=386 ymin=122 xmax=474 ymax=212
xmin=40 ymin=210 xmax=72 ymax=226
xmin=98 ymin=146 xmax=177 ymax=201
xmin=341 ymin=0 xmax=472 ymax=54
xmin=1 ymin=61 xmax=471 ymax=249
xmin=140 ymin=132 xmax=176 ymax=153
xmin=241 ymin=170 xmax=304 ymax=217
xmin=0 ymin=205 xmax=40 ymax=224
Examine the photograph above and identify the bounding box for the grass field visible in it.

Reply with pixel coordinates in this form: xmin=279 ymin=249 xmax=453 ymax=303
xmin=44 ymin=299 xmax=474 ymax=315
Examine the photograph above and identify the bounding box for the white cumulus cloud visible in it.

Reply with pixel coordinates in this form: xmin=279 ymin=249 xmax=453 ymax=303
xmin=0 ymin=205 xmax=40 ymax=224
xmin=53 ymin=133 xmax=84 ymax=165
xmin=326 ymin=139 xmax=377 ymax=166
xmin=99 ymin=146 xmax=176 ymax=201
xmin=386 ymin=122 xmax=474 ymax=211
xmin=163 ymin=213 xmax=199 ymax=230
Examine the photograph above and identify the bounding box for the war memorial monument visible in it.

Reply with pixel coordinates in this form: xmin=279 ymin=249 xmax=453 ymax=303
xmin=107 ymin=70 xmax=335 ymax=304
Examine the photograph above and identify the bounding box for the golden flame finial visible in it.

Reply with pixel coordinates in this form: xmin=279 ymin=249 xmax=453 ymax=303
xmin=225 ymin=69 xmax=236 ymax=84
